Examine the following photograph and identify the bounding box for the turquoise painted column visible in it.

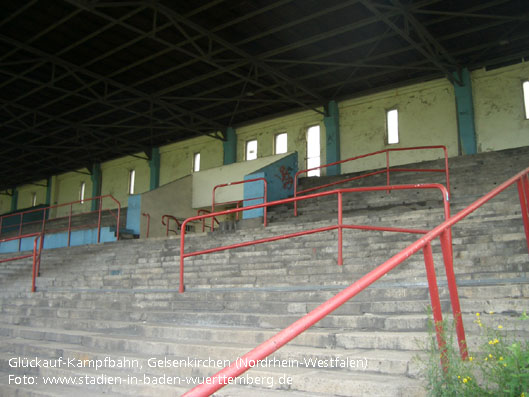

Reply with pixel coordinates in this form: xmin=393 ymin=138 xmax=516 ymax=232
xmin=45 ymin=176 xmax=52 ymax=206
xmin=10 ymin=188 xmax=18 ymax=212
xmin=91 ymin=163 xmax=102 ymax=211
xmin=223 ymin=127 xmax=237 ymax=165
xmin=324 ymin=100 xmax=341 ymax=176
xmin=149 ymin=147 xmax=160 ymax=190
xmin=453 ymin=68 xmax=477 ymax=155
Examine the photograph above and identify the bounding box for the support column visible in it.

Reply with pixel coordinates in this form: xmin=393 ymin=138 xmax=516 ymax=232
xmin=223 ymin=127 xmax=237 ymax=165
xmin=10 ymin=188 xmax=18 ymax=212
xmin=45 ymin=176 xmax=53 ymax=206
xmin=149 ymin=147 xmax=160 ymax=190
xmin=324 ymin=100 xmax=341 ymax=176
xmin=91 ymin=163 xmax=102 ymax=211
xmin=453 ymin=68 xmax=477 ymax=155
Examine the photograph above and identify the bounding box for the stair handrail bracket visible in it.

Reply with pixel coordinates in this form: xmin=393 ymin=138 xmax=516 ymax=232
xmin=294 ymin=145 xmax=450 ymax=216
xmin=183 ymin=167 xmax=529 ymax=397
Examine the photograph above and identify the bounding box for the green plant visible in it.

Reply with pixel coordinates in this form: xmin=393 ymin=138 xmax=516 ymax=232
xmin=418 ymin=310 xmax=529 ymax=396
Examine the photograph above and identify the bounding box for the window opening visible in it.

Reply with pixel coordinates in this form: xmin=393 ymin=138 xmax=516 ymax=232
xmin=246 ymin=140 xmax=257 ymax=160
xmin=128 ymin=170 xmax=136 ymax=195
xmin=306 ymin=125 xmax=320 ymax=177
xmin=522 ymin=81 xmax=529 ymax=120
xmin=193 ymin=152 xmax=201 ymax=172
xmin=387 ymin=109 xmax=399 ymax=144
xmin=274 ymin=133 xmax=287 ymax=155
xmin=80 ymin=182 xmax=86 ymax=204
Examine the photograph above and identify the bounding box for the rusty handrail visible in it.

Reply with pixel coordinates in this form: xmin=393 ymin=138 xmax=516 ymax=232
xmin=162 ymin=214 xmax=181 ymax=236
xmin=196 ymin=209 xmax=219 ymax=232
xmin=294 ymin=145 xmax=449 ymax=216
xmin=142 ymin=212 xmax=151 ymax=238
xmin=212 ymin=177 xmax=268 ymax=230
xmin=183 ymin=167 xmax=529 ymax=397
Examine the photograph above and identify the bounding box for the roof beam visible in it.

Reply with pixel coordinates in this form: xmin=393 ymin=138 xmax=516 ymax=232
xmin=390 ymin=0 xmax=459 ymax=66
xmin=69 ymin=1 xmax=326 ymax=115
xmin=0 ymin=32 xmax=226 ymax=138
xmin=0 ymin=0 xmax=39 ymax=28
xmin=359 ymin=0 xmax=461 ymax=85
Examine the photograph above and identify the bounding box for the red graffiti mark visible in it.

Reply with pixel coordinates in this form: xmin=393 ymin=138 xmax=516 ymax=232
xmin=276 ymin=165 xmax=293 ymax=190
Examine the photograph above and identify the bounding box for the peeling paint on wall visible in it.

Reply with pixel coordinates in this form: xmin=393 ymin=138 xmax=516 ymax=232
xmin=473 ymin=62 xmax=529 ymax=152
xmin=338 ymin=78 xmax=458 ymax=174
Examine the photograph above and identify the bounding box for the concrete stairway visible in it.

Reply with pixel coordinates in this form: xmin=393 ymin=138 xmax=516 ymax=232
xmin=0 ymin=147 xmax=528 ymax=396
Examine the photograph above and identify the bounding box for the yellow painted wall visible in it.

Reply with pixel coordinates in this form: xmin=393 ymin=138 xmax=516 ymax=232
xmin=339 ymin=78 xmax=459 ymax=174
xmin=236 ymin=108 xmax=325 ymax=174
xmin=15 ymin=181 xmax=48 ymax=209
xmin=160 ymin=136 xmax=223 ymax=186
xmin=473 ymin=62 xmax=529 ymax=152
xmin=0 ymin=193 xmax=12 ymax=214
xmin=101 ymin=155 xmax=150 ymax=208
xmin=54 ymin=172 xmax=93 ymax=217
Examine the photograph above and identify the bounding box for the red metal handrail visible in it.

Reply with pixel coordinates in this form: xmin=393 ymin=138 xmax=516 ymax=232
xmin=162 ymin=215 xmax=181 ymax=236
xmin=142 ymin=212 xmax=150 ymax=238
xmin=183 ymin=166 xmax=529 ymax=397
xmin=0 ymin=195 xmax=121 ymax=247
xmin=0 ymin=232 xmax=43 ymax=293
xmin=294 ymin=145 xmax=450 ymax=216
xmin=196 ymin=209 xmax=219 ymax=232
xmin=212 ymin=178 xmax=268 ymax=230
xmin=181 ymin=182 xmax=450 ymax=289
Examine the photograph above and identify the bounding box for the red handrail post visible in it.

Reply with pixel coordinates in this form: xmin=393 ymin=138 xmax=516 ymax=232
xmin=142 ymin=212 xmax=151 ymax=238
xmin=386 ymin=149 xmax=390 ymax=194
xmin=211 ymin=184 xmax=220 ymax=231
xmin=518 ymin=178 xmax=529 ymax=254
xmin=440 ymin=230 xmax=468 ymax=360
xmin=31 ymin=236 xmax=38 ymax=292
xmin=443 ymin=146 xmax=450 ymax=198
xmin=179 ymin=219 xmax=188 ymax=293
xmin=337 ymin=192 xmax=343 ymax=266
xmin=422 ymin=242 xmax=447 ymax=368
xmin=263 ymin=180 xmax=268 ymax=227
xmin=37 ymin=231 xmax=44 ymax=276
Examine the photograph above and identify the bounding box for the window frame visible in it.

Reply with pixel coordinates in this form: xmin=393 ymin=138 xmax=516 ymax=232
xmin=386 ymin=108 xmax=399 ymax=145
xmin=306 ymin=125 xmax=321 ymax=177
xmin=523 ymin=80 xmax=529 ymax=120
xmin=193 ymin=152 xmax=201 ymax=172
xmin=128 ymin=169 xmax=136 ymax=195
xmin=245 ymin=139 xmax=258 ymax=161
xmin=274 ymin=132 xmax=288 ymax=155
xmin=80 ymin=181 xmax=86 ymax=204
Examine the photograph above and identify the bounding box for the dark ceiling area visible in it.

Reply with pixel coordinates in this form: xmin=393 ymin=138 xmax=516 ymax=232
xmin=1 ymin=0 xmax=529 ymax=192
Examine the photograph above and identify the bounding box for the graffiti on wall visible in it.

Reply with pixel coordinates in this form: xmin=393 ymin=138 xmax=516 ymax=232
xmin=275 ymin=165 xmax=294 ymax=190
